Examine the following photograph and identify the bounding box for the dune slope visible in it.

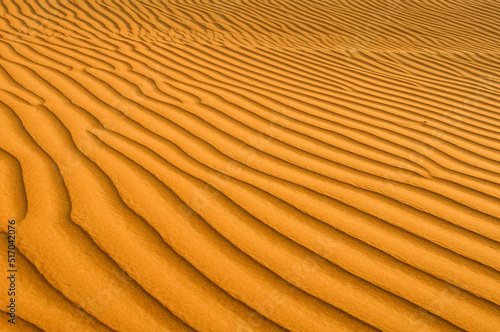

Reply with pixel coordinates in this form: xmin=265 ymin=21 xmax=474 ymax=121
xmin=1 ymin=0 xmax=500 ymax=331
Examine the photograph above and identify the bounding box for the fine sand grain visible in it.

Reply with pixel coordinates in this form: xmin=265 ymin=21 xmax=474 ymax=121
xmin=1 ymin=0 xmax=500 ymax=331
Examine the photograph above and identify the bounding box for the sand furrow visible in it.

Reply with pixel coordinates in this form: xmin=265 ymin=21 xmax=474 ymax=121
xmin=27 ymin=53 xmax=500 ymax=304
xmin=1 ymin=66 xmax=278 ymax=332
xmin=0 ymin=148 xmax=26 ymax=229
xmin=48 ymin=68 xmax=500 ymax=310
xmin=2 ymin=0 xmax=500 ymax=330
xmin=91 ymin=114 xmax=464 ymax=331
xmin=89 ymin=69 xmax=500 ymax=244
xmin=99 ymin=43 xmax=500 ymax=182
xmin=90 ymin=129 xmax=378 ymax=332
xmin=0 ymin=101 xmax=191 ymax=331
xmin=63 ymin=65 xmax=500 ymax=253
xmin=0 ymin=242 xmax=112 ymax=331
xmin=0 ymin=55 xmax=375 ymax=330
xmin=91 ymin=125 xmax=499 ymax=331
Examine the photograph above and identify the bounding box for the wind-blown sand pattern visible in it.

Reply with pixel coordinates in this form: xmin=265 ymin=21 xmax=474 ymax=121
xmin=0 ymin=0 xmax=500 ymax=330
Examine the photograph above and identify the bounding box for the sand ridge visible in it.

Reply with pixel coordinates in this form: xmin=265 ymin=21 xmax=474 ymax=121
xmin=0 ymin=0 xmax=500 ymax=331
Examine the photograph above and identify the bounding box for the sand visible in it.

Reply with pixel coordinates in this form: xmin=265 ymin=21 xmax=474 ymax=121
xmin=0 ymin=0 xmax=499 ymax=331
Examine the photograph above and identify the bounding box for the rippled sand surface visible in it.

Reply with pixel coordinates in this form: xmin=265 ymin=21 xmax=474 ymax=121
xmin=1 ymin=0 xmax=500 ymax=331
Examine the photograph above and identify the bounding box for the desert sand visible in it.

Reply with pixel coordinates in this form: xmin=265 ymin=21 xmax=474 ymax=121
xmin=0 ymin=0 xmax=500 ymax=331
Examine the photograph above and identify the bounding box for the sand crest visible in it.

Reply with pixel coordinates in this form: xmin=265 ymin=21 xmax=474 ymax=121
xmin=1 ymin=0 xmax=500 ymax=331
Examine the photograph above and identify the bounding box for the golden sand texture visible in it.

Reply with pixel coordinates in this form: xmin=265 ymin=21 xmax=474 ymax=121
xmin=1 ymin=0 xmax=500 ymax=331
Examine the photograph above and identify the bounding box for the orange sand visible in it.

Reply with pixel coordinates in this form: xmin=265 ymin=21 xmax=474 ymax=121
xmin=1 ymin=0 xmax=500 ymax=331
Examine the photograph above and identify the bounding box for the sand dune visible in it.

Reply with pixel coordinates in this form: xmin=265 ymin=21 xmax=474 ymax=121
xmin=1 ymin=0 xmax=500 ymax=331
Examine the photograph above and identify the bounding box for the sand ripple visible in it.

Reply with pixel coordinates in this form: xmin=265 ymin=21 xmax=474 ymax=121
xmin=1 ymin=0 xmax=500 ymax=331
